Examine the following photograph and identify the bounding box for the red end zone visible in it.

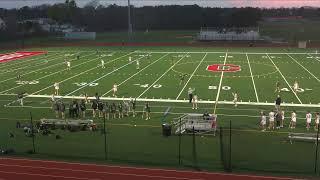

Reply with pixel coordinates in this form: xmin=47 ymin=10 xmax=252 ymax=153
xmin=0 ymin=51 xmax=47 ymax=63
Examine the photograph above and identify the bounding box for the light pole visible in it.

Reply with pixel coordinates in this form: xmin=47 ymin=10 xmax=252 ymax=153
xmin=128 ymin=0 xmax=133 ymax=34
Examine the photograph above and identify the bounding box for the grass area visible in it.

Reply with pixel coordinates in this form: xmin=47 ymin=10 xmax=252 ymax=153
xmin=0 ymin=46 xmax=320 ymax=178
xmin=259 ymin=19 xmax=320 ymax=42
xmin=0 ymin=31 xmax=197 ymax=49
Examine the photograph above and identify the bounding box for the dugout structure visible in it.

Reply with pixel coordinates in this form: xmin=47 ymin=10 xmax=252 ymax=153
xmin=197 ymin=27 xmax=260 ymax=41
xmin=173 ymin=113 xmax=217 ymax=135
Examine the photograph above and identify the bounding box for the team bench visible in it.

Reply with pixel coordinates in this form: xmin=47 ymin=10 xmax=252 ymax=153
xmin=288 ymin=133 xmax=320 ymax=144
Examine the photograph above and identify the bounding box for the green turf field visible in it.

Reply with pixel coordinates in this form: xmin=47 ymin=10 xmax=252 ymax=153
xmin=1 ymin=46 xmax=320 ymax=178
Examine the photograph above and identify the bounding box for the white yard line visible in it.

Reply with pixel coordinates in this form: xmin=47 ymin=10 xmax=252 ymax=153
xmin=287 ymin=54 xmax=320 ymax=82
xmin=213 ymin=52 xmax=228 ymax=114
xmin=137 ymin=53 xmax=189 ymax=98
xmin=101 ymin=53 xmax=170 ymax=97
xmin=0 ymin=52 xmax=59 ymax=70
xmin=175 ymin=53 xmax=208 ymax=100
xmin=0 ymin=52 xmax=82 ymax=84
xmin=6 ymin=94 xmax=320 ymax=108
xmin=266 ymin=53 xmax=302 ymax=104
xmin=307 ymin=53 xmax=320 ymax=63
xmin=246 ymin=53 xmax=259 ymax=102
xmin=31 ymin=52 xmax=136 ymax=95
xmin=0 ymin=52 xmax=63 ymax=76
xmin=63 ymin=54 xmax=145 ymax=97
xmin=0 ymin=52 xmax=97 ymax=94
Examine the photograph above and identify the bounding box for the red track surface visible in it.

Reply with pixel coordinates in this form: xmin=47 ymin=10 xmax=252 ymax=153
xmin=0 ymin=157 xmax=301 ymax=180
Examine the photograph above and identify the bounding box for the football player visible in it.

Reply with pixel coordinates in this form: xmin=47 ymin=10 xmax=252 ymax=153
xmin=232 ymin=92 xmax=238 ymax=107
xmin=112 ymin=83 xmax=118 ymax=97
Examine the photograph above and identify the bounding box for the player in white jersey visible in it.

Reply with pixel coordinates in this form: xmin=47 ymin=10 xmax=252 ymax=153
xmin=136 ymin=59 xmax=140 ymax=70
xmin=54 ymin=82 xmax=59 ymax=95
xmin=260 ymin=111 xmax=267 ymax=131
xmin=289 ymin=110 xmax=297 ymax=129
xmin=66 ymin=61 xmax=71 ymax=70
xmin=268 ymin=110 xmax=275 ymax=130
xmin=192 ymin=94 xmax=198 ymax=110
xmin=112 ymin=83 xmax=118 ymax=97
xmin=129 ymin=56 xmax=132 ymax=62
xmin=293 ymin=80 xmax=299 ymax=93
xmin=101 ymin=59 xmax=105 ymax=69
xmin=232 ymin=92 xmax=238 ymax=107
xmin=314 ymin=112 xmax=320 ymax=131
xmin=306 ymin=111 xmax=312 ymax=130
xmin=280 ymin=110 xmax=285 ymax=128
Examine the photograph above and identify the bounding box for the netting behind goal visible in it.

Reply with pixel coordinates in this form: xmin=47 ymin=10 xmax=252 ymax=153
xmin=298 ymin=41 xmax=307 ymax=48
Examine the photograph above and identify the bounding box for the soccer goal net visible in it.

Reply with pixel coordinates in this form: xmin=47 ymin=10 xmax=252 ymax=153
xmin=298 ymin=41 xmax=307 ymax=48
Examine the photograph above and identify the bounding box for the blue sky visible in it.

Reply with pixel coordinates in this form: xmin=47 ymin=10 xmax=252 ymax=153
xmin=0 ymin=0 xmax=319 ymax=9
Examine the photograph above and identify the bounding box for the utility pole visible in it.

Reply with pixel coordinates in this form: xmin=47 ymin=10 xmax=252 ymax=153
xmin=128 ymin=0 xmax=133 ymax=34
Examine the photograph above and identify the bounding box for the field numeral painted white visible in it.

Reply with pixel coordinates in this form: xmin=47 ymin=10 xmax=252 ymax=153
xmin=73 ymin=82 xmax=99 ymax=87
xmin=208 ymin=85 xmax=231 ymax=91
xmin=134 ymin=83 xmax=162 ymax=89
xmin=16 ymin=80 xmax=39 ymax=85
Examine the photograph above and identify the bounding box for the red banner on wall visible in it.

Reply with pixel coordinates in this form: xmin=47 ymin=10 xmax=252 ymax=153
xmin=0 ymin=51 xmax=46 ymax=63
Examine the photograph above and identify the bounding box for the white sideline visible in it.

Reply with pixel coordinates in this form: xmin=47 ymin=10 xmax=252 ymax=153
xmin=137 ymin=53 xmax=189 ymax=98
xmin=287 ymin=54 xmax=320 ymax=83
xmin=101 ymin=53 xmax=170 ymax=97
xmin=13 ymin=94 xmax=320 ymax=107
xmin=0 ymin=52 xmax=97 ymax=94
xmin=176 ymin=53 xmax=208 ymax=100
xmin=246 ymin=53 xmax=259 ymax=102
xmin=266 ymin=53 xmax=302 ymax=104
xmin=214 ymin=51 xmax=228 ymax=114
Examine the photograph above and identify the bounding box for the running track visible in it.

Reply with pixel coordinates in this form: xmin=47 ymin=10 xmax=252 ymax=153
xmin=0 ymin=157 xmax=301 ymax=180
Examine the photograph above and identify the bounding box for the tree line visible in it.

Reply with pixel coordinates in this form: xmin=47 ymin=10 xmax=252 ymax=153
xmin=0 ymin=0 xmax=319 ymax=40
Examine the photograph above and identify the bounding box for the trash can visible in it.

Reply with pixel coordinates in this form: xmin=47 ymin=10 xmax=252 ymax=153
xmin=162 ymin=123 xmax=171 ymax=137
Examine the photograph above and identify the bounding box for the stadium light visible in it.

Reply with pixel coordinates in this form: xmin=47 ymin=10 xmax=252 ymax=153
xmin=128 ymin=0 xmax=133 ymax=34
